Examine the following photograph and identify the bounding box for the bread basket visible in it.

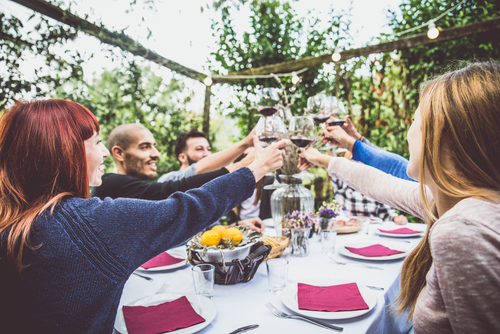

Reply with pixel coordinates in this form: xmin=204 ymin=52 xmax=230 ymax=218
xmin=260 ymin=236 xmax=290 ymax=260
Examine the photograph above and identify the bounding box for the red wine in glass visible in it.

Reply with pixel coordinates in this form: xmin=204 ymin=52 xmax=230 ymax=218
xmin=259 ymin=136 xmax=277 ymax=144
xmin=290 ymin=138 xmax=313 ymax=148
xmin=313 ymin=115 xmax=330 ymax=124
xmin=259 ymin=107 xmax=278 ymax=117
xmin=326 ymin=120 xmax=346 ymax=127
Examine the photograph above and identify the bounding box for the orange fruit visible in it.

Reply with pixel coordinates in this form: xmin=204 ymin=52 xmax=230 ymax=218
xmin=211 ymin=225 xmax=226 ymax=238
xmin=221 ymin=227 xmax=243 ymax=245
xmin=200 ymin=230 xmax=221 ymax=247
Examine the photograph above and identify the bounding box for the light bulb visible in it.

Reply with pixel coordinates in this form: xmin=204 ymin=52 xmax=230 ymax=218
xmin=204 ymin=75 xmax=213 ymax=86
xmin=427 ymin=21 xmax=439 ymax=39
xmin=291 ymin=72 xmax=300 ymax=85
xmin=331 ymin=48 xmax=341 ymax=62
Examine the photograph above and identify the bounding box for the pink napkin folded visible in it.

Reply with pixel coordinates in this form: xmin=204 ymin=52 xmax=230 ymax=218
xmin=345 ymin=244 xmax=404 ymax=257
xmin=140 ymin=252 xmax=184 ymax=269
xmin=123 ymin=296 xmax=205 ymax=334
xmin=378 ymin=227 xmax=421 ymax=235
xmin=298 ymin=282 xmax=369 ymax=312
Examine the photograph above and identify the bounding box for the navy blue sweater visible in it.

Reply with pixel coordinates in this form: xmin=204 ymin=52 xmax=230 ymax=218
xmin=0 ymin=168 xmax=255 ymax=333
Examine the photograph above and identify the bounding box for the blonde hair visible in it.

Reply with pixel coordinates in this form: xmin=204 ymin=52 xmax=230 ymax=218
xmin=396 ymin=61 xmax=500 ymax=319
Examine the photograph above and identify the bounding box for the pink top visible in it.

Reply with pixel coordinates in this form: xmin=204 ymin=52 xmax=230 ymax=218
xmin=328 ymin=157 xmax=500 ymax=334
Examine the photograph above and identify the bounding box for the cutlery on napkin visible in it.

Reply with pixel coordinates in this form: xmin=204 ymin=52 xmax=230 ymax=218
xmin=123 ymin=296 xmax=204 ymax=334
xmin=345 ymin=244 xmax=404 ymax=257
xmin=140 ymin=252 xmax=184 ymax=269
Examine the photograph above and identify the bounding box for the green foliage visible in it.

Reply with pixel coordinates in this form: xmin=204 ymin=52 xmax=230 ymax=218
xmin=53 ymin=62 xmax=202 ymax=175
xmin=0 ymin=11 xmax=83 ymax=109
xmin=210 ymin=0 xmax=353 ymax=135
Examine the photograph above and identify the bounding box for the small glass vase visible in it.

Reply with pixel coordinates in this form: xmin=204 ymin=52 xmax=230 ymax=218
xmin=317 ymin=217 xmax=335 ymax=241
xmin=291 ymin=228 xmax=311 ymax=257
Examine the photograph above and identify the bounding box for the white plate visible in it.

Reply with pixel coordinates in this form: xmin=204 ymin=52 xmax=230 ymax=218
xmin=339 ymin=241 xmax=408 ymax=261
xmin=376 ymin=228 xmax=424 ymax=238
xmin=281 ymin=278 xmax=377 ymax=320
xmin=114 ymin=293 xmax=216 ymax=334
xmin=136 ymin=247 xmax=188 ymax=272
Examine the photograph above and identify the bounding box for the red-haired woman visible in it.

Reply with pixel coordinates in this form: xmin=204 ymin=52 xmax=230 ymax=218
xmin=0 ymin=99 xmax=286 ymax=333
xmin=298 ymin=62 xmax=500 ymax=333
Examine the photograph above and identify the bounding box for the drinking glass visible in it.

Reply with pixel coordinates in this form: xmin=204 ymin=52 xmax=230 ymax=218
xmin=256 ymin=87 xmax=281 ymax=117
xmin=307 ymin=93 xmax=331 ymax=126
xmin=289 ymin=116 xmax=316 ymax=180
xmin=192 ymin=264 xmax=215 ymax=299
xmin=266 ymin=258 xmax=288 ymax=294
xmin=321 ymin=97 xmax=348 ymax=152
xmin=255 ymin=114 xmax=288 ymax=190
xmin=321 ymin=229 xmax=337 ymax=254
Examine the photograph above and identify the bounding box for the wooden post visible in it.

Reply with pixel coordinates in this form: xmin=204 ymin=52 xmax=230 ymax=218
xmin=203 ymin=85 xmax=211 ymax=136
xmin=344 ymin=70 xmax=353 ymax=119
xmin=335 ymin=62 xmax=341 ymax=99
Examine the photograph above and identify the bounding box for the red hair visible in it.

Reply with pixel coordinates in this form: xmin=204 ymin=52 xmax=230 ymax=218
xmin=0 ymin=99 xmax=99 ymax=271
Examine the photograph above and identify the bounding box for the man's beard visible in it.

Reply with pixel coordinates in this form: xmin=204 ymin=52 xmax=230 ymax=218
xmin=123 ymin=153 xmax=157 ymax=181
xmin=187 ymin=155 xmax=197 ymax=166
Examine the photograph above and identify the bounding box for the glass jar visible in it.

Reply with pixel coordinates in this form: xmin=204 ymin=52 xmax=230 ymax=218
xmin=317 ymin=217 xmax=336 ymax=240
xmin=291 ymin=228 xmax=311 ymax=257
xmin=270 ymin=175 xmax=315 ymax=237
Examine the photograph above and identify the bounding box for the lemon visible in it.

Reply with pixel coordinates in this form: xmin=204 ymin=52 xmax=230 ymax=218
xmin=200 ymin=230 xmax=221 ymax=247
xmin=211 ymin=225 xmax=226 ymax=238
xmin=221 ymin=227 xmax=243 ymax=245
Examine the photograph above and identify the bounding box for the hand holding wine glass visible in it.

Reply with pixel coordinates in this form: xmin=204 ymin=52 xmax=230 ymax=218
xmin=289 ymin=116 xmax=316 ymax=179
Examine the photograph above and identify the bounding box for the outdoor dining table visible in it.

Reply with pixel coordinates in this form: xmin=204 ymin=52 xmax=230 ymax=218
xmin=115 ymin=221 xmax=426 ymax=334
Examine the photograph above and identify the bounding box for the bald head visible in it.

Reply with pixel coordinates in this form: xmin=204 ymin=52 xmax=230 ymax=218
xmin=107 ymin=123 xmax=160 ymax=180
xmin=107 ymin=124 xmax=148 ymax=152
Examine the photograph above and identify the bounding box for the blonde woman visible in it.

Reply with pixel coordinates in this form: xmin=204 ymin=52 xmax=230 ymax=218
xmin=298 ymin=62 xmax=500 ymax=333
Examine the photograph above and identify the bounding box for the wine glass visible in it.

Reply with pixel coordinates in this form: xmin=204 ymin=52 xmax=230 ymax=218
xmin=255 ymin=115 xmax=288 ymax=190
xmin=307 ymin=93 xmax=331 ymax=127
xmin=257 ymin=87 xmax=281 ymax=117
xmin=321 ymin=97 xmax=348 ymax=153
xmin=289 ymin=116 xmax=316 ymax=180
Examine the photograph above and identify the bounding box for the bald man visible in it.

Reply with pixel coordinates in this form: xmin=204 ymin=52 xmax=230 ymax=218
xmin=91 ymin=124 xmax=254 ymax=200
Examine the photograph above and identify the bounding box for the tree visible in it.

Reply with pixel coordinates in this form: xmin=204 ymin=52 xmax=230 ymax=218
xmin=54 ymin=61 xmax=202 ymax=175
xmin=209 ymin=0 xmax=353 ymax=134
xmin=0 ymin=10 xmax=83 ymax=109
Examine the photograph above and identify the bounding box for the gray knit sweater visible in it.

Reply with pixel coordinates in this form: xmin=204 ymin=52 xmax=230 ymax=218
xmin=328 ymin=157 xmax=500 ymax=334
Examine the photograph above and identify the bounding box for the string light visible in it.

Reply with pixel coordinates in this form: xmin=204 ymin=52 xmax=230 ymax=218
xmin=291 ymin=72 xmax=300 ymax=85
xmin=204 ymin=75 xmax=213 ymax=86
xmin=427 ymin=21 xmax=439 ymax=39
xmin=209 ymin=67 xmax=309 ymax=81
xmin=394 ymin=0 xmax=465 ymax=38
xmin=331 ymin=48 xmax=341 ymax=62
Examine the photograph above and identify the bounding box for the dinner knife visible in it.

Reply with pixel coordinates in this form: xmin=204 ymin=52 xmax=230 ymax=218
xmin=228 ymin=324 xmax=259 ymax=334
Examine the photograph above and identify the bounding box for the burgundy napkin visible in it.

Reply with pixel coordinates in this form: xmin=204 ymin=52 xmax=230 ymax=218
xmin=345 ymin=244 xmax=404 ymax=257
xmin=140 ymin=252 xmax=184 ymax=269
xmin=123 ymin=296 xmax=205 ymax=334
xmin=298 ymin=282 xmax=369 ymax=312
xmin=378 ymin=227 xmax=421 ymax=235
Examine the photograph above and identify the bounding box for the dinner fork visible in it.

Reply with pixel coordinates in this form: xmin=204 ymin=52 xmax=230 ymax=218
xmin=265 ymin=302 xmax=343 ymax=332
xmin=329 ymin=257 xmax=383 ymax=271
xmin=132 ymin=272 xmax=154 ymax=281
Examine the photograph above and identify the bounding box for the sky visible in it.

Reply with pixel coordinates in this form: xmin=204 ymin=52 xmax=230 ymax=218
xmin=2 ymin=0 xmax=403 ymax=115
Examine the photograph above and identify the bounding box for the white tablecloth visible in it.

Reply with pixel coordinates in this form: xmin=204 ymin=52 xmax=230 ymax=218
xmin=116 ymin=222 xmax=424 ymax=334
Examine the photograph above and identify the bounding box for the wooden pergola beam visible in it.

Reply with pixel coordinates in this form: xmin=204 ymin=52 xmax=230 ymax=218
xmin=213 ymin=16 xmax=500 ymax=83
xmin=10 ymin=0 xmax=207 ymax=83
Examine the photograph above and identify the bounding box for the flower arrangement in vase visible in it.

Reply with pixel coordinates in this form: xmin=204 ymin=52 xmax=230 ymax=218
xmin=315 ymin=200 xmax=346 ymax=238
